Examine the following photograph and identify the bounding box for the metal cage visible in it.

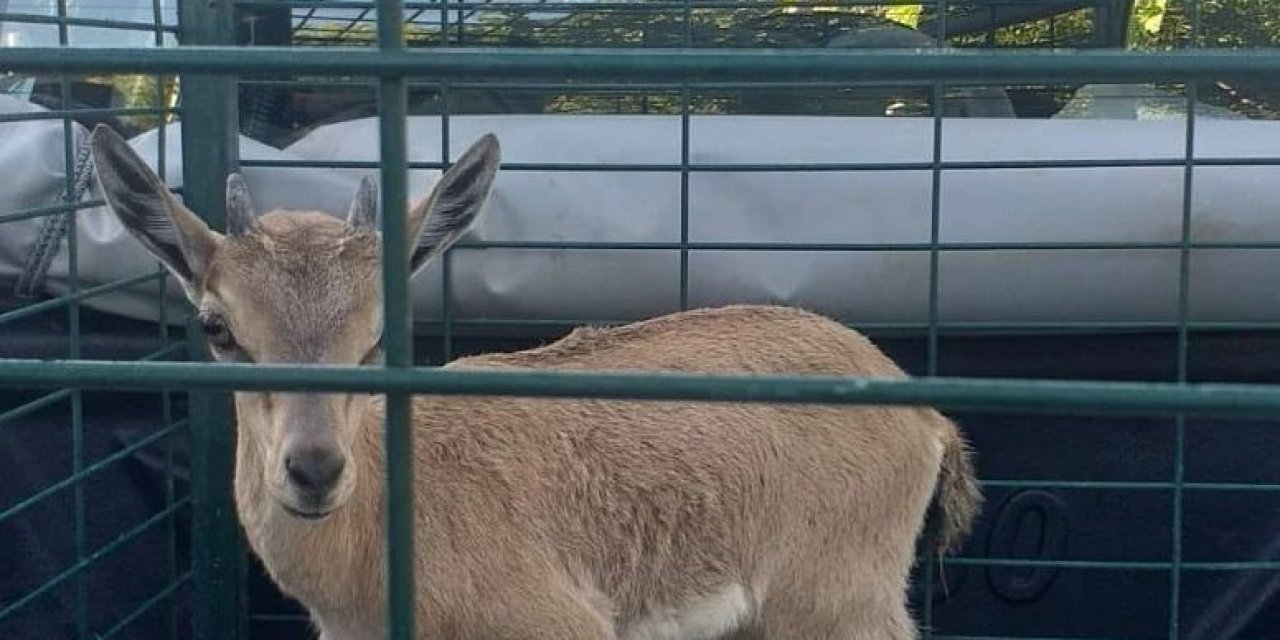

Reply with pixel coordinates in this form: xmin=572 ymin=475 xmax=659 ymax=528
xmin=4 ymin=1 xmax=1280 ymax=639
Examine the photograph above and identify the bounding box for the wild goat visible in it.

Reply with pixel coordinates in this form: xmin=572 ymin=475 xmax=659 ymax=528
xmin=89 ymin=123 xmax=981 ymax=640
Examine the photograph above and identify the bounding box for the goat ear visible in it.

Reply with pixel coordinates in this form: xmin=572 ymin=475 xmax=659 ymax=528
xmin=89 ymin=124 xmax=221 ymax=301
xmin=225 ymin=172 xmax=256 ymax=236
xmin=346 ymin=174 xmax=379 ymax=231
xmin=405 ymin=133 xmax=500 ymax=275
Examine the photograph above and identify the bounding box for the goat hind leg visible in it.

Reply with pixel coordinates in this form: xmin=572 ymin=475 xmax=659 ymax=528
xmin=754 ymin=579 xmax=918 ymax=640
xmin=455 ymin=584 xmax=617 ymax=640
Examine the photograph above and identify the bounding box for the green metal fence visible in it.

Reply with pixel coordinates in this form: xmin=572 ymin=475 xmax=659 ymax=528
xmin=0 ymin=2 xmax=192 ymax=640
xmin=4 ymin=1 xmax=1280 ymax=639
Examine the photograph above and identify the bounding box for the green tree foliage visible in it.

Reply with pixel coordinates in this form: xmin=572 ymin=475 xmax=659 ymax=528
xmin=1137 ymin=0 xmax=1280 ymax=48
xmin=1133 ymin=0 xmax=1280 ymax=117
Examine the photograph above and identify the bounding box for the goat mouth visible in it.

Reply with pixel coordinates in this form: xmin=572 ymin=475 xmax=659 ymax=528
xmin=279 ymin=501 xmax=334 ymax=521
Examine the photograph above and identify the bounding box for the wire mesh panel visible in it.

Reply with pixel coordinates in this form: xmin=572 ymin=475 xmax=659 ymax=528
xmin=0 ymin=3 xmax=193 ymax=640
xmin=217 ymin=4 xmax=1280 ymax=637
xmin=4 ymin=1 xmax=1280 ymax=639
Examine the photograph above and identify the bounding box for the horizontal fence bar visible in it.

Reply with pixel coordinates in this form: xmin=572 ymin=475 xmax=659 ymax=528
xmin=331 ymin=1 xmax=939 ymax=11
xmin=0 ymin=107 xmax=177 ymax=125
xmin=236 ymin=78 xmax=952 ymax=90
xmin=0 ymin=495 xmax=191 ymax=623
xmin=925 ymin=637 xmax=1280 ymax=640
xmin=943 ymin=557 xmax=1280 ymax=571
xmin=238 ymin=157 xmax=1280 ymax=173
xmin=4 ymin=360 xmax=1280 ymax=417
xmin=981 ymin=480 xmax=1280 ymax=492
xmin=93 ymin=572 xmax=192 ymax=640
xmin=285 ymin=2 xmax=918 ymax=14
xmin=0 ymin=271 xmax=164 ymax=326
xmin=0 ymin=12 xmax=179 ymax=33
xmin=446 ymin=240 xmax=1280 ymax=252
xmin=930 ymin=637 xmax=1276 ymax=640
xmin=0 ymin=420 xmax=187 ymax=524
xmin=240 ymin=0 xmax=929 ymax=9
xmin=933 ymin=636 xmax=1175 ymax=640
xmin=4 ymin=47 xmax=1280 ymax=82
xmin=418 ymin=317 xmax=1280 ymax=334
xmin=0 ymin=389 xmax=72 ymax=426
xmin=0 ymin=198 xmax=106 ymax=224
xmin=585 ymin=158 xmax=1280 ymax=172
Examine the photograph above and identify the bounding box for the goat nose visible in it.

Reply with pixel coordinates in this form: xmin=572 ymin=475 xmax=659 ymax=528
xmin=285 ymin=447 xmax=345 ymax=492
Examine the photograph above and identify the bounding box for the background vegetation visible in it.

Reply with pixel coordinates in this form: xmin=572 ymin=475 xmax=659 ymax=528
xmin=24 ymin=1 xmax=1280 ymax=142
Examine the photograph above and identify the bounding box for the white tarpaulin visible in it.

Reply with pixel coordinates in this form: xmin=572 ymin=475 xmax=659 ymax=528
xmin=4 ymin=94 xmax=1280 ymax=331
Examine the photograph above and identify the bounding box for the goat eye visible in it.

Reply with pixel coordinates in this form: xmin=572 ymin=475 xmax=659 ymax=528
xmin=199 ymin=313 xmax=236 ymax=351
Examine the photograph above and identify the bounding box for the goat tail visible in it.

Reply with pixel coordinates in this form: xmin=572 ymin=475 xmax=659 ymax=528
xmin=932 ymin=426 xmax=983 ymax=557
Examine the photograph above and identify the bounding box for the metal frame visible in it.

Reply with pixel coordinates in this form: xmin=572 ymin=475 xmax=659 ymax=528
xmin=0 ymin=2 xmax=188 ymax=639
xmin=179 ymin=4 xmax=250 ymax=640
xmin=4 ymin=1 xmax=1280 ymax=639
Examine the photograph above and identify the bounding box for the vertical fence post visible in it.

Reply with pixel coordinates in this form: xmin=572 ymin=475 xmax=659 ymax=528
xmin=178 ymin=1 xmax=245 ymax=639
xmin=376 ymin=3 xmax=418 ymax=639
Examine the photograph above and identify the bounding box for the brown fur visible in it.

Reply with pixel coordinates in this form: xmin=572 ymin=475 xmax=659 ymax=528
xmin=88 ymin=126 xmax=982 ymax=640
xmin=234 ymin=299 xmax=980 ymax=640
